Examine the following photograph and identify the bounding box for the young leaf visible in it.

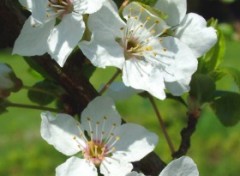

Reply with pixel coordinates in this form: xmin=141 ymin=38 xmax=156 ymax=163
xmin=28 ymin=80 xmax=60 ymax=106
xmin=211 ymin=92 xmax=240 ymax=126
xmin=221 ymin=67 xmax=240 ymax=90
xmin=189 ymin=74 xmax=216 ymax=104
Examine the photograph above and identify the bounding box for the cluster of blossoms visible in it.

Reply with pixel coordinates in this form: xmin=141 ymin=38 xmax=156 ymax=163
xmin=13 ymin=0 xmax=218 ymax=175
xmin=14 ymin=0 xmax=217 ymax=100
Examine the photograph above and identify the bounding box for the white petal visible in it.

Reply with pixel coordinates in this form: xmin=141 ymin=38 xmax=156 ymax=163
xmin=113 ymin=123 xmax=158 ymax=162
xmin=88 ymin=0 xmax=125 ymax=40
xmin=56 ymin=157 xmax=97 ymax=176
xmin=126 ymin=172 xmax=145 ymax=176
xmin=79 ymin=0 xmax=125 ymax=69
xmin=154 ymin=0 xmax=187 ymax=26
xmin=165 ymin=79 xmax=191 ymax=96
xmin=19 ymin=0 xmax=48 ymax=25
xmin=12 ymin=17 xmax=55 ymax=56
xmin=81 ymin=96 xmax=122 ymax=137
xmin=80 ymin=0 xmax=105 ymax=14
xmin=79 ymin=36 xmax=124 ymax=69
xmin=105 ymin=82 xmax=143 ymax=101
xmin=175 ymin=13 xmax=217 ymax=58
xmin=159 ymin=156 xmax=199 ymax=176
xmin=159 ymin=37 xmax=198 ymax=95
xmin=123 ymin=2 xmax=169 ymax=35
xmin=0 ymin=64 xmax=14 ymax=89
xmin=122 ymin=59 xmax=166 ymax=100
xmin=48 ymin=13 xmax=85 ymax=67
xmin=100 ymin=157 xmax=133 ymax=176
xmin=40 ymin=112 xmax=83 ymax=156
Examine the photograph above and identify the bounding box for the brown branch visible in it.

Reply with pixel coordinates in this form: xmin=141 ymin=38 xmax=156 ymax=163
xmin=172 ymin=111 xmax=199 ymax=158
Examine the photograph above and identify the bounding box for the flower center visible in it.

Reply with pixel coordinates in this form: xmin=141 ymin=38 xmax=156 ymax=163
xmin=117 ymin=4 xmax=170 ymax=62
xmin=48 ymin=0 xmax=73 ymax=18
xmin=73 ymin=117 xmax=120 ymax=166
xmin=84 ymin=140 xmax=108 ymax=165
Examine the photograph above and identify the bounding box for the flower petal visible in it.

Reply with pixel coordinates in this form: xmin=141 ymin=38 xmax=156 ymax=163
xmin=126 ymin=172 xmax=145 ymax=176
xmin=165 ymin=79 xmax=191 ymax=96
xmin=112 ymin=123 xmax=158 ymax=162
xmin=19 ymin=0 xmax=48 ymax=25
xmin=80 ymin=0 xmax=105 ymax=14
xmin=105 ymin=82 xmax=143 ymax=101
xmin=175 ymin=13 xmax=217 ymax=58
xmin=100 ymin=157 xmax=133 ymax=176
xmin=159 ymin=37 xmax=198 ymax=95
xmin=40 ymin=112 xmax=84 ymax=156
xmin=79 ymin=0 xmax=125 ymax=69
xmin=56 ymin=157 xmax=97 ymax=176
xmin=154 ymin=0 xmax=187 ymax=26
xmin=79 ymin=37 xmax=125 ymax=69
xmin=123 ymin=2 xmax=169 ymax=35
xmin=12 ymin=16 xmax=55 ymax=56
xmin=0 ymin=64 xmax=14 ymax=89
xmin=159 ymin=156 xmax=199 ymax=176
xmin=48 ymin=13 xmax=85 ymax=67
xmin=122 ymin=59 xmax=166 ymax=100
xmin=81 ymin=96 xmax=122 ymax=137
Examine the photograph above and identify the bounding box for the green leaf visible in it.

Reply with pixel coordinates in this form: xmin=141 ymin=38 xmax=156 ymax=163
xmin=221 ymin=67 xmax=240 ymax=90
xmin=209 ymin=69 xmax=226 ymax=81
xmin=198 ymin=22 xmax=225 ymax=74
xmin=28 ymin=80 xmax=60 ymax=106
xmin=211 ymin=92 xmax=240 ymax=126
xmin=23 ymin=57 xmax=53 ymax=81
xmin=190 ymin=74 xmax=216 ymax=104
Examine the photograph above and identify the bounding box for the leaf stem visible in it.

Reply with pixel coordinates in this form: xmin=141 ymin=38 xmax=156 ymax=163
xmin=22 ymin=85 xmax=59 ymax=99
xmin=99 ymin=69 xmax=121 ymax=95
xmin=148 ymin=94 xmax=175 ymax=155
xmin=6 ymin=101 xmax=59 ymax=112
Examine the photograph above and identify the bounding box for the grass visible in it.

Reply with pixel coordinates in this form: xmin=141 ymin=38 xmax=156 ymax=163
xmin=0 ymin=38 xmax=240 ymax=175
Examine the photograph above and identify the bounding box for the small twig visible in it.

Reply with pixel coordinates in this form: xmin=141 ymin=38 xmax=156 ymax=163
xmin=6 ymin=102 xmax=59 ymax=112
xmin=99 ymin=69 xmax=121 ymax=95
xmin=172 ymin=111 xmax=199 ymax=158
xmin=148 ymin=94 xmax=175 ymax=155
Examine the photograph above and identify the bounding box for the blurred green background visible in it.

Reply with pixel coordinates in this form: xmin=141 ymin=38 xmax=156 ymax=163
xmin=0 ymin=36 xmax=240 ymax=176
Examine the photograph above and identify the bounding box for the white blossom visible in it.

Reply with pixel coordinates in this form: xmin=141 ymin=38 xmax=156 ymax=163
xmin=13 ymin=0 xmax=105 ymax=67
xmin=41 ymin=96 xmax=158 ymax=176
xmin=154 ymin=0 xmax=217 ymax=58
xmin=0 ymin=64 xmax=15 ymax=90
xmin=128 ymin=156 xmax=199 ymax=176
xmin=80 ymin=1 xmax=198 ymax=99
